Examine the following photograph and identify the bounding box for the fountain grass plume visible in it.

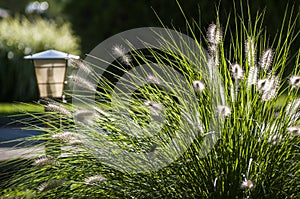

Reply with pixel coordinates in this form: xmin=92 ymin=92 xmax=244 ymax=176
xmin=1 ymin=1 xmax=299 ymax=198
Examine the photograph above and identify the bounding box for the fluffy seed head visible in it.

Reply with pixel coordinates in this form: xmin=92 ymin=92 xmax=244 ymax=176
xmin=37 ymin=182 xmax=49 ymax=192
xmin=45 ymin=103 xmax=72 ymax=117
xmin=245 ymin=38 xmax=256 ymax=67
xmin=84 ymin=175 xmax=106 ymax=184
xmin=286 ymin=99 xmax=300 ymax=116
xmin=217 ymin=105 xmax=231 ymax=117
xmin=257 ymin=78 xmax=270 ymax=91
xmin=33 ymin=156 xmax=58 ymax=166
xmin=74 ymin=109 xmax=99 ymax=125
xmin=257 ymin=76 xmax=279 ymax=101
xmin=74 ymin=109 xmax=97 ymax=118
xmin=247 ymin=66 xmax=258 ymax=87
xmin=193 ymin=80 xmax=205 ymax=93
xmin=112 ymin=44 xmax=126 ymax=57
xmin=121 ymin=54 xmax=132 ymax=65
xmin=208 ymin=45 xmax=217 ymax=55
xmin=230 ymin=63 xmax=244 ymax=80
xmin=207 ymin=56 xmax=217 ymax=69
xmin=112 ymin=44 xmax=132 ymax=65
xmin=69 ymin=138 xmax=83 ymax=146
xmin=241 ymin=179 xmax=254 ymax=190
xmin=146 ymin=74 xmax=161 ymax=85
xmin=289 ymin=75 xmax=300 ymax=88
xmin=52 ymin=131 xmax=83 ymax=146
xmin=38 ymin=180 xmax=63 ymax=192
xmin=69 ymin=75 xmax=96 ymax=92
xmin=259 ymin=48 xmax=274 ymax=70
xmin=285 ymin=98 xmax=300 ymax=124
xmin=262 ymin=90 xmax=278 ymax=101
xmin=207 ymin=24 xmax=222 ymax=45
xmin=68 ymin=58 xmax=92 ymax=74
xmin=287 ymin=126 xmax=300 ymax=136
xmin=144 ymin=100 xmax=164 ymax=116
xmin=213 ymin=52 xmax=220 ymax=66
xmin=52 ymin=131 xmax=77 ymax=142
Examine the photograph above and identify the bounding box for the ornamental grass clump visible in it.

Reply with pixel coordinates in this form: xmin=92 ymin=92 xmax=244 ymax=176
xmin=1 ymin=2 xmax=299 ymax=199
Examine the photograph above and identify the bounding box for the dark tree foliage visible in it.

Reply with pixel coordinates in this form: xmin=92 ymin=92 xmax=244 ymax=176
xmin=62 ymin=0 xmax=299 ymax=56
xmin=0 ymin=0 xmax=298 ymax=102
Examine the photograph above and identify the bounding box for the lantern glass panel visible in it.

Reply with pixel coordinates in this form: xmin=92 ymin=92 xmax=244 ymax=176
xmin=33 ymin=59 xmax=66 ymax=98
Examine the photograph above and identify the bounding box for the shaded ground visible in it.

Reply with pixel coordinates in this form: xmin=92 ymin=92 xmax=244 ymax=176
xmin=0 ymin=115 xmax=44 ymax=147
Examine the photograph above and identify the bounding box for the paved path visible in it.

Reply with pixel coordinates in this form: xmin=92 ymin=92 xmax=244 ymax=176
xmin=0 ymin=128 xmax=43 ymax=147
xmin=0 ymin=116 xmax=45 ymax=160
xmin=0 ymin=116 xmax=79 ymax=161
xmin=0 ymin=146 xmax=45 ymax=161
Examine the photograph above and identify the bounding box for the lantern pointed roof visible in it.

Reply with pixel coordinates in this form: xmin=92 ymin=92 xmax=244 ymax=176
xmin=24 ymin=49 xmax=79 ymax=60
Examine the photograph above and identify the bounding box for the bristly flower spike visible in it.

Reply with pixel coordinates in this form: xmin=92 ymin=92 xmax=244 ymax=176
xmin=38 ymin=180 xmax=64 ymax=192
xmin=257 ymin=76 xmax=279 ymax=101
xmin=112 ymin=44 xmax=132 ymax=65
xmin=45 ymin=103 xmax=72 ymax=117
xmin=33 ymin=156 xmax=59 ymax=166
xmin=146 ymin=74 xmax=161 ymax=85
xmin=287 ymin=126 xmax=300 ymax=136
xmin=207 ymin=24 xmax=222 ymax=45
xmin=144 ymin=100 xmax=164 ymax=116
xmin=217 ymin=105 xmax=231 ymax=117
xmin=285 ymin=98 xmax=300 ymax=124
xmin=230 ymin=63 xmax=244 ymax=80
xmin=259 ymin=48 xmax=274 ymax=70
xmin=52 ymin=131 xmax=78 ymax=142
xmin=247 ymin=66 xmax=258 ymax=88
xmin=193 ymin=80 xmax=205 ymax=93
xmin=68 ymin=58 xmax=92 ymax=75
xmin=85 ymin=175 xmax=107 ymax=185
xmin=69 ymin=75 xmax=96 ymax=92
xmin=289 ymin=75 xmax=300 ymax=88
xmin=241 ymin=179 xmax=254 ymax=190
xmin=245 ymin=38 xmax=256 ymax=67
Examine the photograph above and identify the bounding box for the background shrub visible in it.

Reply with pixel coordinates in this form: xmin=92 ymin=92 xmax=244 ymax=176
xmin=0 ymin=16 xmax=80 ymax=102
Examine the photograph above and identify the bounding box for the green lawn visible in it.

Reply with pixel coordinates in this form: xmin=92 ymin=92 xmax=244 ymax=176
xmin=0 ymin=95 xmax=288 ymax=116
xmin=0 ymin=103 xmax=44 ymax=115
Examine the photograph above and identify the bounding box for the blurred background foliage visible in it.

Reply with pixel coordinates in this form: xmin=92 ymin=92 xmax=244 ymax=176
xmin=0 ymin=0 xmax=299 ymax=102
xmin=0 ymin=0 xmax=79 ymax=102
xmin=0 ymin=16 xmax=80 ymax=102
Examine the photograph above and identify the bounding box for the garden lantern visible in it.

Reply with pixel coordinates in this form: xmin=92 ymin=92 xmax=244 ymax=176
xmin=24 ymin=49 xmax=79 ymax=99
xmin=24 ymin=49 xmax=79 ymax=157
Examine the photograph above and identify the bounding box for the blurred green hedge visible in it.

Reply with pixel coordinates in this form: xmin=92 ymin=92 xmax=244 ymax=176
xmin=0 ymin=16 xmax=80 ymax=102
